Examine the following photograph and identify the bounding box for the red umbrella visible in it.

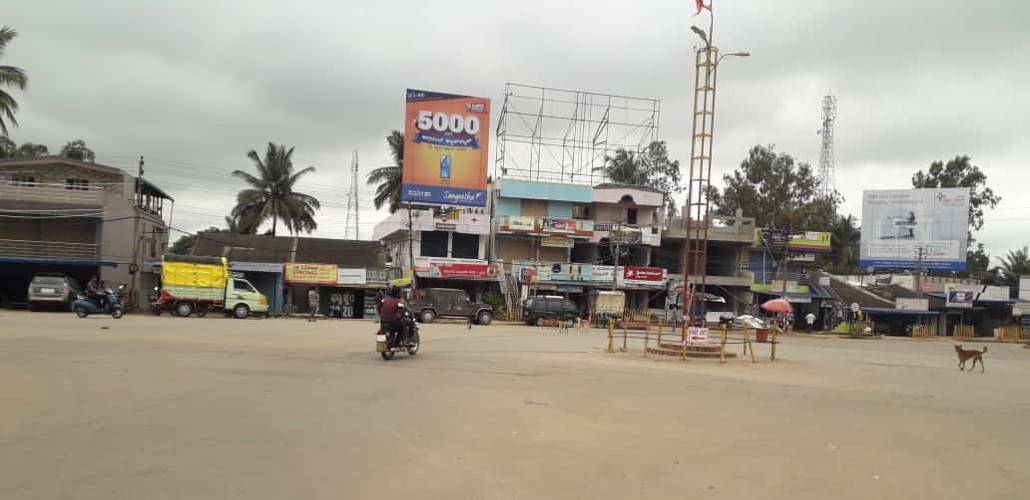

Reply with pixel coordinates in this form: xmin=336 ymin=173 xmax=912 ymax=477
xmin=761 ymin=298 xmax=794 ymax=314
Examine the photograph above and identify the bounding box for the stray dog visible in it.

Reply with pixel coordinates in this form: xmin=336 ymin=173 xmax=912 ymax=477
xmin=954 ymin=344 xmax=987 ymax=372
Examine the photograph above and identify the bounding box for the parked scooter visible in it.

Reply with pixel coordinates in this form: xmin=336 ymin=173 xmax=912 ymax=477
xmin=376 ymin=304 xmax=420 ymax=360
xmin=73 ymin=284 xmax=126 ymax=319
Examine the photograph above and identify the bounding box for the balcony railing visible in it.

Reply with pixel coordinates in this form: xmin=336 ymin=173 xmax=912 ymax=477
xmin=0 ymin=180 xmax=106 ymax=207
xmin=664 ymin=215 xmax=756 ymax=242
xmin=0 ymin=239 xmax=100 ymax=261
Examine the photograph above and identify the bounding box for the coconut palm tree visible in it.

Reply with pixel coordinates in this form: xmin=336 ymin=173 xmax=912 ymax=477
xmin=366 ymin=130 xmax=403 ymax=213
xmin=223 ymin=214 xmax=259 ymax=235
xmin=828 ymin=214 xmax=860 ymax=273
xmin=995 ymin=247 xmax=1030 ymax=289
xmin=0 ymin=26 xmax=29 ymax=137
xmin=231 ymin=142 xmax=320 ymax=236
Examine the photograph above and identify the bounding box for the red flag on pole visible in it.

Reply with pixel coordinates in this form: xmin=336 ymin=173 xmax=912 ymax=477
xmin=694 ymin=0 xmax=712 ymax=15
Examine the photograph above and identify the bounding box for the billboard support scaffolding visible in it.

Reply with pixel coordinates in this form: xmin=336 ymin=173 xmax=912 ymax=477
xmin=495 ymin=83 xmax=660 ymax=185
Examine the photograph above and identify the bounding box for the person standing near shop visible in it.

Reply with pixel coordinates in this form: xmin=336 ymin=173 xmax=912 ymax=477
xmin=307 ymin=287 xmax=320 ymax=322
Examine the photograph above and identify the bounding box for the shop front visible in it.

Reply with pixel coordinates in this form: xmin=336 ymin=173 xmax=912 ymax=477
xmin=413 ymin=258 xmax=500 ymax=301
xmin=229 ymin=261 xmax=285 ymax=315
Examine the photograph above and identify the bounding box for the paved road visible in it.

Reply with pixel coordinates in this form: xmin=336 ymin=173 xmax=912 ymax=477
xmin=1 ymin=311 xmax=1028 ymax=499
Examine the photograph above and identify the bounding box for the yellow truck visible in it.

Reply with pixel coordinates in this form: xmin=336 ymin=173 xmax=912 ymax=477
xmin=154 ymin=255 xmax=269 ymax=319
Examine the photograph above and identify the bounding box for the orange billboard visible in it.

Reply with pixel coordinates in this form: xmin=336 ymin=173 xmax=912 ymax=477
xmin=402 ymin=89 xmax=490 ymax=206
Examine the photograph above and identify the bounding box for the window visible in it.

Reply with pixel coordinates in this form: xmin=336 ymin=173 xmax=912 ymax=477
xmin=234 ymin=279 xmax=257 ymax=293
xmin=420 ymin=231 xmax=449 ymax=258
xmin=451 ymin=233 xmax=479 ymax=259
xmin=626 ymin=208 xmax=638 ymax=225
xmin=65 ymin=178 xmax=90 ymax=190
xmin=12 ymin=174 xmax=35 ymax=186
xmin=572 ymin=205 xmax=589 ymax=219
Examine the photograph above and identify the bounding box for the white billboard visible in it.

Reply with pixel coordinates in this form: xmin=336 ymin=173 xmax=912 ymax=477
xmin=860 ymin=188 xmax=970 ymax=272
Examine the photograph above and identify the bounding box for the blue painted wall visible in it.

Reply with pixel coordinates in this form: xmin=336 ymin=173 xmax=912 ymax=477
xmin=496 ymin=197 xmax=521 ymax=216
xmin=547 ymin=201 xmax=573 ymax=218
xmin=497 ymin=179 xmax=592 ymax=203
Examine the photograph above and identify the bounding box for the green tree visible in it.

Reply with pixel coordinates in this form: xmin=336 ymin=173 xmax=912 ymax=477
xmin=0 ymin=135 xmax=13 ymax=157
xmin=59 ymin=139 xmax=95 ymax=162
xmin=911 ymin=155 xmax=1000 ymax=234
xmin=231 ymin=142 xmax=320 ymax=236
xmin=825 ymin=214 xmax=860 ymax=274
xmin=168 ymin=234 xmax=197 ymax=254
xmin=710 ymin=144 xmax=839 ymax=230
xmin=0 ymin=26 xmax=28 ymax=137
xmin=995 ymin=247 xmax=1030 ymax=290
xmin=15 ymin=141 xmax=48 ymax=158
xmin=594 ymin=141 xmax=683 ymax=217
xmin=224 ymin=214 xmax=258 ymax=235
xmin=366 ymin=130 xmax=403 ymax=213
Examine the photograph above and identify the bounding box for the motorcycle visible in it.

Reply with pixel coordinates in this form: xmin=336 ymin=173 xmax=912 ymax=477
xmin=73 ymin=284 xmax=126 ymax=319
xmin=376 ymin=304 xmax=420 ymax=360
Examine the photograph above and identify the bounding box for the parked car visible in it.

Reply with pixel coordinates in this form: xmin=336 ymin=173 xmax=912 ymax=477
xmin=524 ymin=295 xmax=579 ymax=326
xmin=27 ymin=273 xmax=81 ymax=311
xmin=405 ymin=288 xmax=494 ymax=325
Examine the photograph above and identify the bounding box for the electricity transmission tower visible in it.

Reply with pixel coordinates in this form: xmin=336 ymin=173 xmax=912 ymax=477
xmin=817 ymin=94 xmax=837 ymax=198
xmin=344 ymin=149 xmax=360 ymax=239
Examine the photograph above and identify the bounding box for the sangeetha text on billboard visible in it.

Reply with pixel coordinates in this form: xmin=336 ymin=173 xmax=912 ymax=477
xmin=859 ymin=188 xmax=969 ymax=272
xmin=402 ymin=89 xmax=490 ymax=207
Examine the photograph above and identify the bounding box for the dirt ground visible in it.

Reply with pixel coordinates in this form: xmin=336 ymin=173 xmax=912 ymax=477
xmin=0 ymin=310 xmax=1027 ymax=500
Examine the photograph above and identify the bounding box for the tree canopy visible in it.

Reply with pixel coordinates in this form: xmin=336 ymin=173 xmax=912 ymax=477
xmin=231 ymin=142 xmax=320 ymax=236
xmin=594 ymin=140 xmax=683 ymax=217
xmin=59 ymin=139 xmax=95 ymax=162
xmin=366 ymin=130 xmax=403 ymax=213
xmin=0 ymin=26 xmax=28 ymax=137
xmin=911 ymin=155 xmax=1000 ymax=235
xmin=710 ymin=144 xmax=838 ymax=230
xmin=995 ymin=247 xmax=1030 ymax=290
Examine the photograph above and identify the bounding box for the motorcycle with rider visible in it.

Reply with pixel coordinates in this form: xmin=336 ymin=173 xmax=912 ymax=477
xmin=375 ymin=287 xmax=420 ymax=360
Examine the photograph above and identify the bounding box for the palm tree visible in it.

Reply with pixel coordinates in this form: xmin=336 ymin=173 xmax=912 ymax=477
xmin=366 ymin=130 xmax=403 ymax=213
xmin=596 ymin=149 xmax=642 ymax=185
xmin=829 ymin=214 xmax=860 ymax=273
xmin=231 ymin=142 xmax=320 ymax=236
xmin=224 ymin=214 xmax=258 ymax=235
xmin=0 ymin=26 xmax=29 ymax=137
xmin=995 ymin=247 xmax=1030 ymax=288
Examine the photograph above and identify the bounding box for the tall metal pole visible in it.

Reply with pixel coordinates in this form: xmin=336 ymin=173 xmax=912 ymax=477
xmin=407 ymin=199 xmax=415 ymax=291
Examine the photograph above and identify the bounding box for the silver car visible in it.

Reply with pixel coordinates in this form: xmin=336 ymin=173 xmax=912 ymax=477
xmin=27 ymin=273 xmax=81 ymax=311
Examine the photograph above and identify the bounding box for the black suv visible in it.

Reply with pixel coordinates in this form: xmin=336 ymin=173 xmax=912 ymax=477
xmin=523 ymin=296 xmax=579 ymax=326
xmin=405 ymin=288 xmax=494 ymax=325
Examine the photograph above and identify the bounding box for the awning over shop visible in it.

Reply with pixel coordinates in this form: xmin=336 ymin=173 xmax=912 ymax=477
xmin=0 ymin=257 xmax=117 ymax=267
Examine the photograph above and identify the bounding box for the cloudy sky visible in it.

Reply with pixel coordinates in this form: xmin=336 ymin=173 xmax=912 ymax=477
xmin=5 ymin=0 xmax=1029 ymax=261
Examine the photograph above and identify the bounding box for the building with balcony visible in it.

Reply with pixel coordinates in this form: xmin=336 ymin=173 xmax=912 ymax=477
xmin=658 ymin=212 xmax=757 ymax=314
xmin=372 ymin=205 xmax=496 ymax=299
xmin=0 ymin=157 xmax=172 ymax=308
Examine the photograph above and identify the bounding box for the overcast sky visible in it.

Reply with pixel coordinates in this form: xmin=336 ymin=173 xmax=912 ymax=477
xmin=5 ymin=0 xmax=1029 ymax=262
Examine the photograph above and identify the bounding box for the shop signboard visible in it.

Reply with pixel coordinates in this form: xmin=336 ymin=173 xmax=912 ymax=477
xmin=620 ymin=266 xmax=667 ymax=287
xmin=416 ymin=260 xmax=497 ymax=280
xmin=591 ymin=265 xmax=615 ymax=284
xmin=541 ymin=235 xmax=573 ymax=248
xmin=896 ymin=298 xmax=930 ymax=311
xmin=945 ymin=284 xmax=977 ymax=309
xmin=285 ymin=263 xmax=339 ymax=285
xmin=401 ymin=89 xmax=490 ymax=206
xmin=501 ymin=215 xmax=536 ymax=232
xmin=787 ymin=232 xmax=832 ymax=253
xmin=977 ymin=285 xmax=1011 ymax=301
xmin=539 ymin=218 xmax=576 ymax=234
xmin=337 ymin=268 xmax=367 ymax=286
xmin=229 ymin=262 xmax=283 ymax=274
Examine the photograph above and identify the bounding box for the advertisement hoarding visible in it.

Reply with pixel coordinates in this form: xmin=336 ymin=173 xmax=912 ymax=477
xmin=860 ymin=188 xmax=970 ymax=272
xmin=787 ymin=232 xmax=832 ymax=253
xmin=945 ymin=284 xmax=977 ymax=309
xmin=285 ymin=263 xmax=338 ymax=285
xmin=402 ymin=89 xmax=490 ymax=206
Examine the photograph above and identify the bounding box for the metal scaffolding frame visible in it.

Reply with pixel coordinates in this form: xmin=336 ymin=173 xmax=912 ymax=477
xmin=494 ymin=83 xmax=661 ymax=185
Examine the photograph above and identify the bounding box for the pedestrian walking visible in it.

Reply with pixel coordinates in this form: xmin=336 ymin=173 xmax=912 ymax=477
xmin=307 ymin=287 xmax=320 ymax=322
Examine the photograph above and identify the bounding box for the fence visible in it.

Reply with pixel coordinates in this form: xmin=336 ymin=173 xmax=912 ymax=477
xmin=953 ymin=325 xmax=975 ymax=339
xmin=604 ymin=319 xmax=773 ymax=363
xmin=994 ymin=325 xmax=1027 ymax=341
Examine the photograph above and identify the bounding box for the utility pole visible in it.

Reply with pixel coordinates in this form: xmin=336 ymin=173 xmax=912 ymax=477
xmin=130 ymin=155 xmax=144 ymax=309
xmin=914 ymin=246 xmax=926 ymax=299
xmin=611 ymin=222 xmax=621 ymax=291
xmin=407 ymin=200 xmax=416 ymax=291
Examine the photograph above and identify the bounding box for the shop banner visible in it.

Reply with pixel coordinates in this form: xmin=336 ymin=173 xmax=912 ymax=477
xmin=503 ymin=216 xmax=536 ymax=232
xmin=417 ymin=261 xmax=497 ymax=280
xmin=621 ymin=266 xmax=667 ymax=286
xmin=541 ymin=235 xmax=573 ymax=248
xmin=337 ymin=268 xmax=367 ymax=286
xmin=285 ymin=263 xmax=338 ymax=285
xmin=945 ymin=284 xmax=977 ymax=309
xmin=788 ymin=232 xmax=832 ymax=253
xmin=402 ymin=89 xmax=490 ymax=206
xmin=978 ymin=285 xmax=1011 ymax=301
xmin=539 ymin=218 xmax=576 ymax=234
xmin=592 ymin=265 xmax=615 ymax=283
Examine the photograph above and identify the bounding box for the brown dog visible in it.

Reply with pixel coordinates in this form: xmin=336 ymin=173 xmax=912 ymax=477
xmin=954 ymin=344 xmax=987 ymax=372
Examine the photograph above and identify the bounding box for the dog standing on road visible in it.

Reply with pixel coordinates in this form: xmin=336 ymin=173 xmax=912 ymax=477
xmin=954 ymin=344 xmax=987 ymax=372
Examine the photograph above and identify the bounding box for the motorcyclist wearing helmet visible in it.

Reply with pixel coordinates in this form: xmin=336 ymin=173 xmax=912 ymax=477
xmin=86 ymin=275 xmax=105 ymax=309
